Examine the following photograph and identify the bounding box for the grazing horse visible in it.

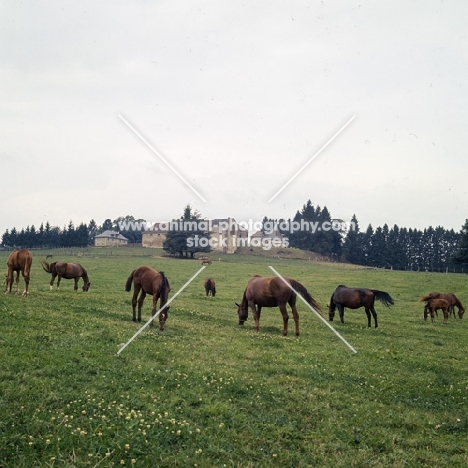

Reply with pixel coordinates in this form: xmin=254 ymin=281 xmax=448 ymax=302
xmin=125 ymin=266 xmax=171 ymax=330
xmin=40 ymin=260 xmax=91 ymax=291
xmin=204 ymin=277 xmax=216 ymax=297
xmin=201 ymin=259 xmax=212 ymax=265
xmin=5 ymin=249 xmax=33 ymax=296
xmin=420 ymin=292 xmax=465 ymax=319
xmin=329 ymin=285 xmax=394 ymax=328
xmin=424 ymin=298 xmax=450 ymax=324
xmin=235 ymin=275 xmax=321 ymax=336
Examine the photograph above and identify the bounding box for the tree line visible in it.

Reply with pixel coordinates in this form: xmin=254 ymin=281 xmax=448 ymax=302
xmin=0 ymin=216 xmax=144 ymax=249
xmin=1 ymin=203 xmax=468 ymax=271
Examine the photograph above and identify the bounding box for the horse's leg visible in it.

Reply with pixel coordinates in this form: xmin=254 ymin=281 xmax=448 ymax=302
xmin=15 ymin=271 xmax=20 ymax=295
xmin=50 ymin=274 xmax=56 ymax=290
xmin=131 ymin=286 xmax=141 ymax=322
xmin=363 ymin=307 xmax=371 ymax=327
xmin=369 ymin=306 xmax=378 ymax=328
xmin=278 ymin=304 xmax=289 ymax=336
xmin=290 ymin=302 xmax=300 ymax=336
xmin=443 ymin=308 xmax=449 ymax=324
xmin=22 ymin=270 xmax=30 ymax=297
xmin=338 ymin=304 xmax=345 ymax=323
xmin=249 ymin=302 xmax=260 ymax=332
xmin=137 ymin=291 xmax=147 ymax=325
xmin=56 ymin=276 xmax=62 ymax=290
xmin=74 ymin=278 xmax=79 ymax=291
xmin=151 ymin=293 xmax=159 ymax=329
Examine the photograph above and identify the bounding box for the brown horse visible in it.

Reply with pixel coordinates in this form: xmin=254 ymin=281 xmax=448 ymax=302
xmin=204 ymin=278 xmax=216 ymax=297
xmin=424 ymin=298 xmax=450 ymax=324
xmin=201 ymin=259 xmax=212 ymax=265
xmin=125 ymin=266 xmax=171 ymax=330
xmin=5 ymin=249 xmax=33 ymax=296
xmin=235 ymin=275 xmax=321 ymax=336
xmin=329 ymin=285 xmax=394 ymax=328
xmin=420 ymin=292 xmax=465 ymax=319
xmin=40 ymin=260 xmax=91 ymax=291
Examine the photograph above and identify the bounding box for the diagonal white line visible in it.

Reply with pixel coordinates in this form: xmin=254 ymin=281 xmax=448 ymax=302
xmin=268 ymin=115 xmax=356 ymax=203
xmin=117 ymin=266 xmax=206 ymax=355
xmin=118 ymin=114 xmax=207 ymax=202
xmin=269 ymin=266 xmax=357 ymax=354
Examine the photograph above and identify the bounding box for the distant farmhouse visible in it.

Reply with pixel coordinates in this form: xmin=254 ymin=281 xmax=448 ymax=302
xmin=94 ymin=230 xmax=129 ymax=247
xmin=142 ymin=218 xmax=248 ymax=254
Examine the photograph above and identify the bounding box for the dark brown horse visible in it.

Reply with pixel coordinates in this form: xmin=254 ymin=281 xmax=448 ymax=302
xmin=125 ymin=266 xmax=171 ymax=330
xmin=235 ymin=275 xmax=321 ymax=336
xmin=204 ymin=278 xmax=216 ymax=297
xmin=420 ymin=292 xmax=465 ymax=319
xmin=329 ymin=285 xmax=394 ymax=328
xmin=424 ymin=298 xmax=450 ymax=324
xmin=40 ymin=260 xmax=91 ymax=291
xmin=201 ymin=259 xmax=212 ymax=265
xmin=5 ymin=249 xmax=33 ymax=296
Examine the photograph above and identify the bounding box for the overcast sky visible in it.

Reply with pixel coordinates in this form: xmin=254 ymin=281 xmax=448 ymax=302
xmin=1 ymin=0 xmax=467 ymax=237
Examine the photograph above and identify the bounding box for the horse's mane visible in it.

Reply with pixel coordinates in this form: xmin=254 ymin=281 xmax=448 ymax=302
xmin=80 ymin=264 xmax=89 ymax=280
xmin=158 ymin=271 xmax=170 ymax=299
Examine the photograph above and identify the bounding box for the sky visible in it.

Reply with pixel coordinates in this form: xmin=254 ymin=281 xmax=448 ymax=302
xmin=1 ymin=0 xmax=468 ymax=237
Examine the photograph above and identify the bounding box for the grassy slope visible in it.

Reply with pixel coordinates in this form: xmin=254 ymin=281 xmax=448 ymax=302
xmin=0 ymin=248 xmax=467 ymax=467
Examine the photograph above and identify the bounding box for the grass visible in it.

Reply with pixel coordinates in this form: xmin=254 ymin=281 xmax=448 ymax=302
xmin=0 ymin=247 xmax=467 ymax=467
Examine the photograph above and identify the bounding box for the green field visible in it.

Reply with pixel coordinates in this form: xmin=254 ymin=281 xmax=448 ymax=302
xmin=1 ymin=247 xmax=467 ymax=467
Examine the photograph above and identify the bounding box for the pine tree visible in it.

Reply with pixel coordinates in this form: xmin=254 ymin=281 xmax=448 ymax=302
xmin=163 ymin=205 xmax=211 ymax=258
xmin=452 ymin=219 xmax=468 ymax=266
xmin=343 ymin=214 xmax=364 ymax=264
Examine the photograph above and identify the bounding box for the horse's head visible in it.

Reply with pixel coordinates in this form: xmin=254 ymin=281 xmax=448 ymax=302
xmin=459 ymin=308 xmax=465 ymax=319
xmin=236 ymin=302 xmax=248 ymax=325
xmin=158 ymin=306 xmax=170 ymax=330
xmin=328 ymin=304 xmax=335 ymax=321
xmin=82 ymin=282 xmax=91 ymax=292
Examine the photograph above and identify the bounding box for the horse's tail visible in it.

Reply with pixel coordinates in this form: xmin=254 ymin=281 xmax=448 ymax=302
xmin=40 ymin=260 xmax=52 ymax=273
xmin=23 ymin=252 xmax=33 ymax=277
xmin=419 ymin=293 xmax=435 ymax=302
xmin=125 ymin=270 xmax=135 ymax=292
xmin=289 ymin=279 xmax=322 ymax=314
xmin=372 ymin=290 xmax=394 ymax=307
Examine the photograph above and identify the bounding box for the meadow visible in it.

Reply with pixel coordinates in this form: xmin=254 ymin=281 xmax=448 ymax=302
xmin=0 ymin=247 xmax=467 ymax=467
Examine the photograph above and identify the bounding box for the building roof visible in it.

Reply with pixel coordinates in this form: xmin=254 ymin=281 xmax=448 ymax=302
xmin=95 ymin=230 xmax=128 ymax=240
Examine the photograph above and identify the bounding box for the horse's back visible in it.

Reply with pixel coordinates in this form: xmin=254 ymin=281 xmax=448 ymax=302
xmin=134 ymin=266 xmax=165 ymax=294
xmin=430 ymin=298 xmax=449 ymax=309
xmin=332 ymin=286 xmax=371 ymax=309
xmin=7 ymin=249 xmax=32 ymax=270
xmin=245 ymin=276 xmax=287 ymax=306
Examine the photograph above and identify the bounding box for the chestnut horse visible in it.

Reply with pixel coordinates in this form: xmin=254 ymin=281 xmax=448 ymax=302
xmin=235 ymin=275 xmax=321 ymax=336
xmin=5 ymin=249 xmax=33 ymax=296
xmin=40 ymin=260 xmax=91 ymax=291
xmin=420 ymin=292 xmax=465 ymax=319
xmin=201 ymin=259 xmax=212 ymax=265
xmin=204 ymin=277 xmax=216 ymax=297
xmin=125 ymin=266 xmax=171 ymax=330
xmin=329 ymin=285 xmax=394 ymax=328
xmin=424 ymin=298 xmax=450 ymax=324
